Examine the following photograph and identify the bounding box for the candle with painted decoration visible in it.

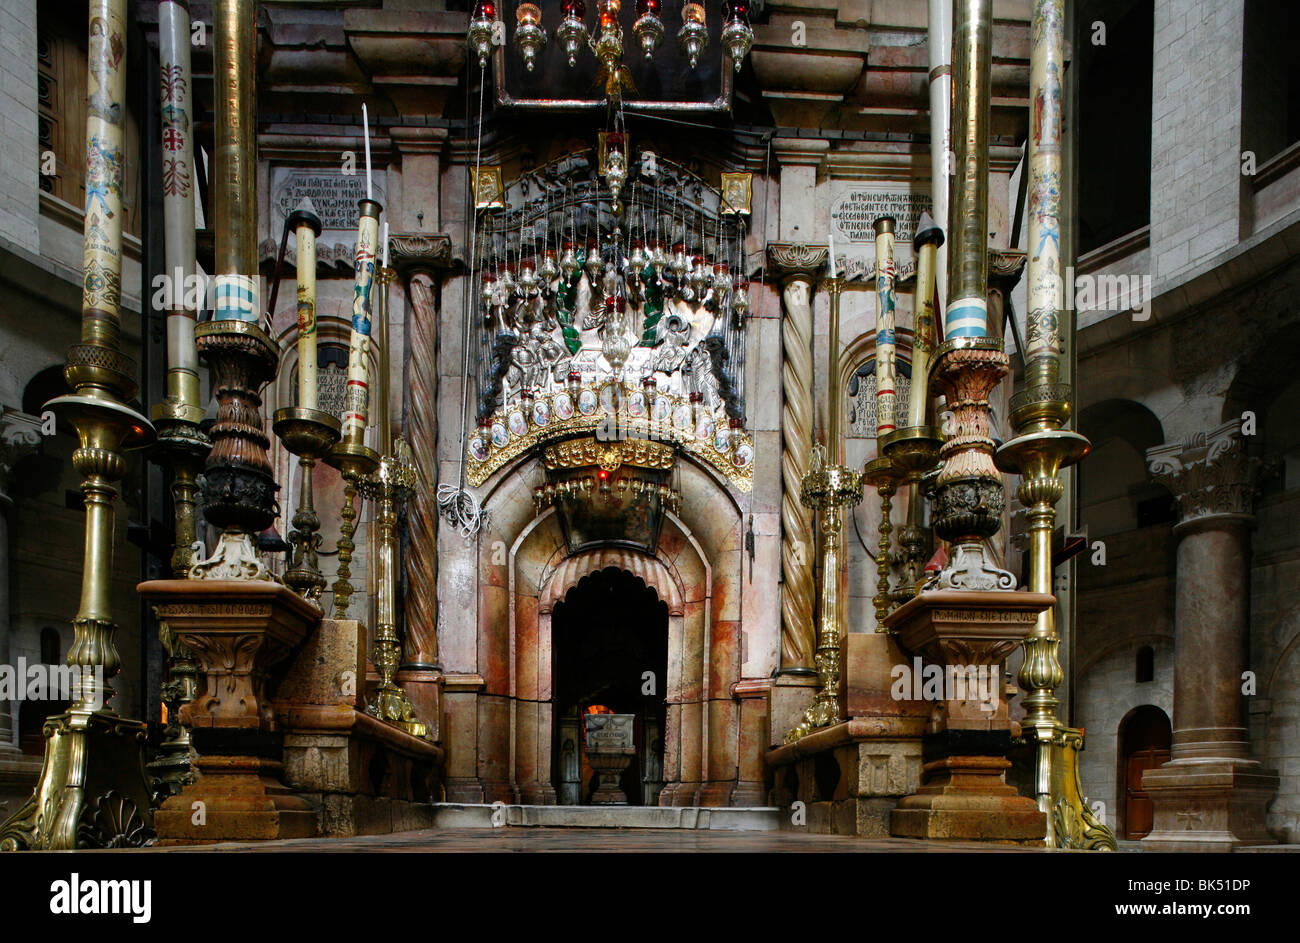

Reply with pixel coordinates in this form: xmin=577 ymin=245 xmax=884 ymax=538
xmin=342 ymin=198 xmax=382 ymax=446
xmin=289 ymin=199 xmax=322 ymax=410
xmin=908 ymin=211 xmax=944 ymax=427
xmin=159 ymin=0 xmax=200 ymax=408
xmin=873 ymin=216 xmax=897 ymax=438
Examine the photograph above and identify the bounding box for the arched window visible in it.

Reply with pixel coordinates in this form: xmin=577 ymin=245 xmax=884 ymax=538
xmin=1135 ymin=645 xmax=1154 ymax=684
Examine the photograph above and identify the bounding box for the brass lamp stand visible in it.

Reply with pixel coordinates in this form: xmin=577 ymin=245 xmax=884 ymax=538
xmin=881 ymin=425 xmax=944 ymax=604
xmin=862 ymin=456 xmax=900 ymax=626
xmin=325 ymin=441 xmax=380 ymax=618
xmin=785 ymin=446 xmax=863 ymax=742
xmin=147 ymin=401 xmax=209 ymax=800
xmin=274 ymin=407 xmax=341 ymax=601
xmin=358 ymin=438 xmax=431 ymax=739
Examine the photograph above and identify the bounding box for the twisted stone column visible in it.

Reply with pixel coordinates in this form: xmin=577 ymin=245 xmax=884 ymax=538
xmin=768 ymin=244 xmax=827 ymax=672
xmin=1140 ymin=421 xmax=1278 ymax=849
xmin=392 ymin=234 xmax=452 ymax=668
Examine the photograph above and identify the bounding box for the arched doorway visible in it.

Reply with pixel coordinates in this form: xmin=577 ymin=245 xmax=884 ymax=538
xmin=551 ymin=567 xmax=668 ymax=806
xmin=1119 ymin=705 xmax=1172 ymax=839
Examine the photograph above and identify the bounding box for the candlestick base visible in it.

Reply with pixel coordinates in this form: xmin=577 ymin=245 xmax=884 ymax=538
xmin=882 ymin=426 xmax=944 ymax=603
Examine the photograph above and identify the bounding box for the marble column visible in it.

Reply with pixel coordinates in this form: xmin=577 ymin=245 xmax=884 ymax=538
xmin=1142 ymin=420 xmax=1278 ymax=850
xmin=390 ymin=234 xmax=452 ymax=669
xmin=767 ymin=244 xmax=827 ymax=675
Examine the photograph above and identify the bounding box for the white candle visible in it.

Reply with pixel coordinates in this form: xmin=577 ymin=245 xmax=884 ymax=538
xmin=362 ymin=103 xmax=372 ymax=201
xmin=828 ymin=230 xmax=836 ymax=279
xmin=381 ymin=220 xmax=389 ymax=269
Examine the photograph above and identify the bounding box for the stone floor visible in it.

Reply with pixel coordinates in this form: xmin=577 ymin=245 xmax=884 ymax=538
xmin=142 ymin=827 xmax=1057 ymax=853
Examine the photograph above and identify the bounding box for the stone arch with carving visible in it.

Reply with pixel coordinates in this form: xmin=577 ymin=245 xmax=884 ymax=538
xmin=470 ymin=448 xmax=759 ymax=807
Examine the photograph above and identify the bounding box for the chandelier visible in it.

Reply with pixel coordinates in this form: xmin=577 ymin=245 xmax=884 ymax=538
xmin=464 ymin=139 xmax=756 ymax=493
xmin=468 ymin=0 xmax=754 ymax=106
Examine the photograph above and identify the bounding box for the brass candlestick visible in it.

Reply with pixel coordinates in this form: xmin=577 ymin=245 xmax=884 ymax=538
xmin=786 ymin=446 xmax=863 ymax=741
xmin=863 ymin=455 xmax=901 ymax=627
xmin=325 ymin=440 xmax=380 ymax=618
xmin=273 ymin=406 xmax=341 ymax=601
xmin=2 ymin=0 xmax=158 ymax=851
xmin=145 ymin=402 xmax=209 ymax=799
xmin=358 ymin=437 xmax=431 ymax=739
xmin=881 ymin=425 xmax=944 ymax=603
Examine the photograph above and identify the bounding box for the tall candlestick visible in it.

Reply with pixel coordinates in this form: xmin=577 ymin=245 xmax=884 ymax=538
xmin=1024 ymin=0 xmax=1065 ymax=389
xmin=159 ymin=0 xmax=199 ymax=408
xmin=928 ymin=0 xmax=952 ymax=311
xmin=945 ymin=0 xmax=992 ymax=340
xmin=377 ymin=220 xmax=391 ymax=454
xmin=211 ymin=0 xmax=257 ymax=321
xmin=290 ymin=200 xmax=322 ymax=410
xmin=342 ymin=199 xmax=382 ymax=447
xmin=909 ymin=211 xmax=944 ymax=427
xmin=873 ymin=216 xmax=898 ymax=438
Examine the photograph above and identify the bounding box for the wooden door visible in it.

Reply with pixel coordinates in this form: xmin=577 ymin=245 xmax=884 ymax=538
xmin=1121 ymin=706 xmax=1172 ymax=839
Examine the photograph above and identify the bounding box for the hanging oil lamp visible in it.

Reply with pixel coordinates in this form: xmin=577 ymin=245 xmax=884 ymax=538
xmin=560 ymin=240 xmax=579 ymax=280
xmin=468 ymin=0 xmax=498 ymax=69
xmin=633 ymin=0 xmax=665 ymax=57
xmin=515 ymin=2 xmax=548 ymax=71
xmin=518 ymin=256 xmax=540 ymax=296
xmin=731 ymin=275 xmax=750 ymax=323
xmin=556 ymin=0 xmax=589 ymax=67
xmin=540 ymin=247 xmax=560 ymax=283
xmin=678 ymin=2 xmax=708 ymax=69
xmin=720 ymin=0 xmax=754 ymax=71
xmin=584 ymin=237 xmax=604 ymax=281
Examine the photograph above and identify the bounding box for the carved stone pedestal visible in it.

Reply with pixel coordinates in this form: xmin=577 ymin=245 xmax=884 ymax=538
xmin=585 ymin=713 xmax=635 ymax=805
xmin=886 ymin=590 xmax=1050 ymax=842
xmin=396 ymin=667 xmax=444 ymax=744
xmin=139 ymin=579 xmax=320 ymax=844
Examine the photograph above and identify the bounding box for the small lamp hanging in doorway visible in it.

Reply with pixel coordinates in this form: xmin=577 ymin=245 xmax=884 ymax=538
xmin=677 ymin=2 xmax=708 ymax=68
xmin=468 ymin=0 xmax=497 ymax=68
xmin=515 ymin=2 xmax=547 ymax=71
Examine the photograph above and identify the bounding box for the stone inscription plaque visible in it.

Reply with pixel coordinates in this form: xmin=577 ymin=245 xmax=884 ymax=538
xmin=271 ymin=168 xmax=388 ymax=239
xmin=830 ymin=183 xmax=933 ymax=246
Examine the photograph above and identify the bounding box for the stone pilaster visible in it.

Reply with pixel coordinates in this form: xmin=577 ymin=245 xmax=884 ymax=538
xmin=1141 ymin=420 xmax=1279 ymax=850
xmin=767 ymin=244 xmax=827 ymax=676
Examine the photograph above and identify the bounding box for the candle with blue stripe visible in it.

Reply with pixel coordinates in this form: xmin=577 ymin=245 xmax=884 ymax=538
xmin=945 ymin=0 xmax=992 ymax=340
xmin=342 ymin=198 xmax=382 ymax=446
xmin=873 ymin=215 xmax=897 ymax=438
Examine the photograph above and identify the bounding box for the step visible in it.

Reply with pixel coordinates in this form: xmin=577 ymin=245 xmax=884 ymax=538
xmin=430 ymin=803 xmax=781 ymax=831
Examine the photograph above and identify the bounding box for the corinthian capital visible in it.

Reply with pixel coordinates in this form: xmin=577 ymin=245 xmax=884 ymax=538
xmin=767 ymin=243 xmax=828 ymax=286
xmin=1147 ymin=420 xmax=1268 ymax=527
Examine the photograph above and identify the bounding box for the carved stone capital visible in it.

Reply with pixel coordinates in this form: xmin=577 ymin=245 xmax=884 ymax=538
xmin=0 ymin=407 xmax=43 ymax=502
xmin=766 ymin=243 xmax=828 ymax=287
xmin=389 ymin=232 xmax=454 ymax=278
xmin=1147 ymin=420 xmax=1267 ymax=529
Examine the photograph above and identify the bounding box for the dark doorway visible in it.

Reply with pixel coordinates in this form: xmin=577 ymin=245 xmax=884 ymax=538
xmin=1119 ymin=705 xmax=1172 ymax=839
xmin=552 ymin=566 xmax=668 ymax=806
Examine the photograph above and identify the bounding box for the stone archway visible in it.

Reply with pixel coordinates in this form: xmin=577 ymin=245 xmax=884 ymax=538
xmin=467 ymin=450 xmax=761 ymax=807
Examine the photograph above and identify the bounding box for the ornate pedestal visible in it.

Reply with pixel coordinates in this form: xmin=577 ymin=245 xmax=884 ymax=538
xmin=585 ymin=713 xmax=635 ymax=805
xmin=886 ymin=590 xmax=1050 ymax=842
xmin=139 ymin=579 xmax=320 ymax=844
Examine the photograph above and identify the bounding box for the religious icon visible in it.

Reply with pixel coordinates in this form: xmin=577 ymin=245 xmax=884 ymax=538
xmin=533 ymin=399 xmax=551 ymax=426
xmin=491 ymin=421 xmax=510 ymax=448
xmin=720 ymin=172 xmax=752 ymax=216
xmin=652 ymin=394 xmax=671 ymax=422
xmin=554 ymin=391 xmax=574 ymax=420
xmin=713 ymin=424 xmax=731 ymax=453
xmin=628 ymin=390 xmax=647 ymax=418
xmin=470 ymin=436 xmax=490 ymax=462
xmin=673 ymin=403 xmax=693 ymax=430
xmin=471 ymin=165 xmax=504 ymax=209
xmin=695 ymin=414 xmax=714 ymax=442
xmin=578 ymin=388 xmax=598 ymax=415
xmin=508 ymin=409 xmax=528 ymax=437
xmin=732 ymin=439 xmax=753 ymax=468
